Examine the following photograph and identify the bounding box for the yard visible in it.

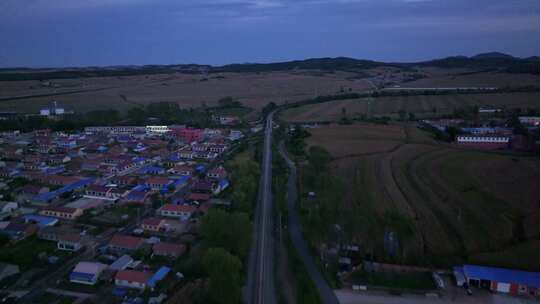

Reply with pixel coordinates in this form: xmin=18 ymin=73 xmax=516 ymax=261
xmin=0 ymin=236 xmax=71 ymax=270
xmin=349 ymin=269 xmax=436 ymax=291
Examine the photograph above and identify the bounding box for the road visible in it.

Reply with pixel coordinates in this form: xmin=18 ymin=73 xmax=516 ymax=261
xmin=19 ymin=243 xmax=97 ymax=303
xmin=246 ymin=112 xmax=277 ymax=304
xmin=278 ymin=141 xmax=340 ymax=304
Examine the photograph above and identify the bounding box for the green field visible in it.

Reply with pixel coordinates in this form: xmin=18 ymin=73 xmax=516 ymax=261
xmin=295 ymin=122 xmax=540 ymax=270
xmin=282 ymin=92 xmax=540 ymax=122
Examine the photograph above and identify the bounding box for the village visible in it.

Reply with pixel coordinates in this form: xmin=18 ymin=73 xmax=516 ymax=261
xmin=421 ymin=110 xmax=540 ymax=152
xmin=0 ymin=113 xmax=254 ymax=303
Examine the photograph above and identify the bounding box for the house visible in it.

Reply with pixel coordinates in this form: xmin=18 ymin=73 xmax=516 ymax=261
xmin=40 ymin=206 xmax=83 ymax=220
xmin=109 ymin=255 xmax=134 ymax=272
xmin=170 ymin=164 xmax=194 ymax=176
xmin=0 ymin=222 xmax=38 ymax=240
xmin=208 ymin=144 xmax=227 ymax=154
xmin=212 ymin=179 xmax=230 ymax=195
xmin=456 ymin=135 xmax=510 ymax=149
xmin=110 ymin=176 xmax=137 ymax=187
xmin=141 ymin=217 xmax=166 ymax=232
xmin=124 ymin=190 xmax=151 ymax=205
xmin=186 ymin=192 xmax=211 ymax=203
xmin=157 ymin=204 xmax=197 ymax=221
xmin=192 ymin=181 xmax=213 ymax=194
xmin=214 ymin=115 xmax=240 ymax=126
xmin=152 ymin=242 xmax=185 ymax=258
xmin=0 ymin=201 xmax=18 ymax=220
xmin=58 ymin=234 xmax=83 ymax=251
xmin=207 ymin=167 xmax=227 ymax=180
xmin=519 ymin=116 xmax=540 ymax=126
xmin=229 ymin=130 xmax=243 ymax=141
xmin=111 ymin=160 xmax=138 ymax=175
xmin=147 ymin=266 xmax=171 ymax=289
xmin=19 ymin=185 xmax=49 ymax=197
xmin=178 ymin=149 xmax=194 ymax=160
xmin=138 ymin=165 xmax=166 ymax=175
xmin=65 ymin=197 xmax=107 ymax=212
xmin=38 ymin=226 xmax=79 ymax=242
xmin=115 ymin=270 xmax=153 ymax=290
xmin=23 ymin=215 xmax=59 ymax=228
xmin=109 ymin=234 xmax=145 ymax=253
xmin=145 ymin=176 xmax=171 ymax=191
xmin=70 ymin=262 xmax=107 ymax=285
xmin=32 ymin=174 xmax=81 ymax=187
xmin=456 ymin=264 xmax=540 ymax=297
xmin=84 ymin=185 xmax=125 ymax=201
xmin=174 ymin=128 xmax=204 ymax=143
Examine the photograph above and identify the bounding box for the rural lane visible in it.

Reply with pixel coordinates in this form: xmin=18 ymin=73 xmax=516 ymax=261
xmin=246 ymin=112 xmax=277 ymax=304
xmin=278 ymin=141 xmax=340 ymax=304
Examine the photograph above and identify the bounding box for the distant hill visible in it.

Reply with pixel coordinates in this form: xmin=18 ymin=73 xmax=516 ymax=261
xmin=471 ymin=52 xmax=515 ymax=60
xmin=419 ymin=53 xmax=540 ymax=74
xmin=0 ymin=52 xmax=539 ymax=81
xmin=212 ymin=57 xmax=386 ymax=73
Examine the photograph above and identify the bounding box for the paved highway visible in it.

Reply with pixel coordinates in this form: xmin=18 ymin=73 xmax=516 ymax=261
xmin=246 ymin=112 xmax=277 ymax=304
xmin=279 ymin=141 xmax=340 ymax=304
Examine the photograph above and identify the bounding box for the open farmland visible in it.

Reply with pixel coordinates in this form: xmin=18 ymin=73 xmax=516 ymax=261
xmin=402 ymin=70 xmax=540 ymax=88
xmin=0 ymin=71 xmax=372 ymax=113
xmin=300 ymin=123 xmax=540 ymax=270
xmin=282 ymin=92 xmax=540 ymax=122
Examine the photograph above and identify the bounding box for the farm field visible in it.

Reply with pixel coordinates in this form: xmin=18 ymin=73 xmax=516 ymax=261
xmin=0 ymin=71 xmax=372 ymax=113
xmin=299 ymin=123 xmax=540 ymax=270
xmin=281 ymin=92 xmax=540 ymax=122
xmin=402 ymin=70 xmax=540 ymax=88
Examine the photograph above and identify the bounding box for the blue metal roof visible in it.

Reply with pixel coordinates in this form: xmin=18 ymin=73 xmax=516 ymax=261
xmin=131 ymin=184 xmax=150 ymax=192
xmin=36 ymin=177 xmax=95 ymax=202
xmin=219 ymin=179 xmax=230 ymax=188
xmin=147 ymin=266 xmax=171 ymax=287
xmin=138 ymin=165 xmax=165 ymax=174
xmin=109 ymin=255 xmax=133 ymax=271
xmin=70 ymin=272 xmax=96 ymax=281
xmin=23 ymin=215 xmax=58 ymax=227
xmin=463 ymin=264 xmax=540 ymax=287
xmin=173 ymin=175 xmax=190 ymax=187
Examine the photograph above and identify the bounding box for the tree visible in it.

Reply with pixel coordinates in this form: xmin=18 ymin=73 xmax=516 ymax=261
xmin=201 ymin=209 xmax=252 ymax=259
xmin=309 ymin=146 xmax=332 ymax=172
xmin=203 ymin=248 xmax=243 ymax=304
xmin=217 ymin=96 xmax=241 ymax=108
xmin=509 ymin=114 xmax=528 ymax=135
xmin=127 ymin=107 xmax=147 ymax=125
xmin=398 ymin=110 xmax=407 ymax=121
xmin=408 ymin=112 xmax=416 ymax=121
xmin=262 ymin=102 xmax=277 ymax=116
xmin=447 ymin=126 xmax=460 ymax=142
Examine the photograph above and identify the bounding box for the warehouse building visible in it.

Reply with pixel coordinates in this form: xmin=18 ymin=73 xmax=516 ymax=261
xmin=455 ymin=264 xmax=540 ymax=297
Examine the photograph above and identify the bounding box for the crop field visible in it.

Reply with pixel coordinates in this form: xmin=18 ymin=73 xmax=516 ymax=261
xmin=282 ymin=92 xmax=540 ymax=122
xmin=403 ymin=71 xmax=540 ymax=88
xmin=302 ymin=123 xmax=540 ymax=270
xmin=0 ymin=71 xmax=372 ymax=113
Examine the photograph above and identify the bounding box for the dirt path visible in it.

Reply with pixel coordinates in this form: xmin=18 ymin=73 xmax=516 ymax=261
xmin=279 ymin=141 xmax=340 ymax=304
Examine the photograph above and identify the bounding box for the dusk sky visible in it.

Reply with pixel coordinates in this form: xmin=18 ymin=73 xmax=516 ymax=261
xmin=1 ymin=0 xmax=540 ymax=67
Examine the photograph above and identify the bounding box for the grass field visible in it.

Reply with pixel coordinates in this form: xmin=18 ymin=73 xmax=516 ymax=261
xmin=281 ymin=92 xmax=540 ymax=122
xmin=299 ymin=123 xmax=540 ymax=270
xmin=0 ymin=236 xmax=68 ymax=270
xmin=0 ymin=71 xmax=372 ymax=113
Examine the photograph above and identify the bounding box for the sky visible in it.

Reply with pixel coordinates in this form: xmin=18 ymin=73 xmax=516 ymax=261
xmin=1 ymin=0 xmax=540 ymax=67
